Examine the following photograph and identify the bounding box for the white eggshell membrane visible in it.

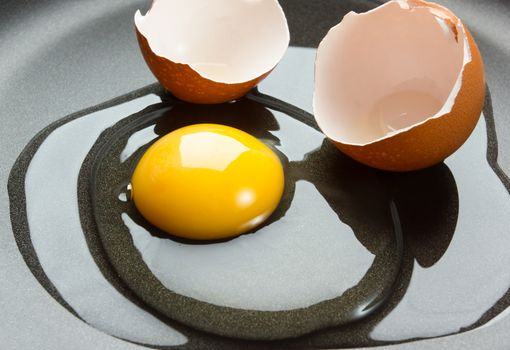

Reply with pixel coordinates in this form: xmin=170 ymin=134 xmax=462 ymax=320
xmin=135 ymin=0 xmax=290 ymax=84
xmin=314 ymin=0 xmax=472 ymax=145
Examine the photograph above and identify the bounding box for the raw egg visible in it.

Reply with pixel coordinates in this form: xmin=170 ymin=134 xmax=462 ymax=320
xmin=314 ymin=0 xmax=485 ymax=171
xmin=134 ymin=0 xmax=289 ymax=104
xmin=131 ymin=124 xmax=284 ymax=240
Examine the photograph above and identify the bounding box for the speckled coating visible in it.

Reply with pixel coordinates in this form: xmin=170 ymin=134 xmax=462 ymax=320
xmin=136 ymin=30 xmax=272 ymax=104
xmin=8 ymin=83 xmax=510 ymax=349
xmin=84 ymin=90 xmax=404 ymax=340
xmin=4 ymin=0 xmax=510 ymax=349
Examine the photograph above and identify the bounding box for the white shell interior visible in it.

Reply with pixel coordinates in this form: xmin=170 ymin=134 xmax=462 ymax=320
xmin=135 ymin=0 xmax=290 ymax=84
xmin=314 ymin=0 xmax=471 ymax=145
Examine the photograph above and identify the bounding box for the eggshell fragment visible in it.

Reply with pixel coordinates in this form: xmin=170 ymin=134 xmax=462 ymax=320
xmin=314 ymin=0 xmax=485 ymax=171
xmin=135 ymin=0 xmax=289 ymax=104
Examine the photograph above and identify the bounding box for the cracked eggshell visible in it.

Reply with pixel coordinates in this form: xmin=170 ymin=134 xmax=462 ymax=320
xmin=314 ymin=0 xmax=485 ymax=172
xmin=135 ymin=0 xmax=289 ymax=104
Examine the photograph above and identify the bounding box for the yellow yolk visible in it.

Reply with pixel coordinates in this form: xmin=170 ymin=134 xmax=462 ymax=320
xmin=131 ymin=124 xmax=284 ymax=240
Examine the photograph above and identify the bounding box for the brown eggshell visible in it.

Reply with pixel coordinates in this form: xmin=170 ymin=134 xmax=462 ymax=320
xmin=314 ymin=0 xmax=486 ymax=172
xmin=134 ymin=0 xmax=289 ymax=105
xmin=333 ymin=26 xmax=485 ymax=172
xmin=136 ymin=30 xmax=272 ymax=104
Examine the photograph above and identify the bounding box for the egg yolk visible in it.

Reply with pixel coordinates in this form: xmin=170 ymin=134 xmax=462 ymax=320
xmin=131 ymin=124 xmax=284 ymax=240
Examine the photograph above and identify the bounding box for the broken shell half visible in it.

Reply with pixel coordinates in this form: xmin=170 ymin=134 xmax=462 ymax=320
xmin=135 ymin=0 xmax=290 ymax=104
xmin=314 ymin=0 xmax=485 ymax=172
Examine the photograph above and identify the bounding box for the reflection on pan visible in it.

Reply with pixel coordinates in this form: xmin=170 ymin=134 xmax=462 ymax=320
xmin=88 ymin=92 xmax=404 ymax=340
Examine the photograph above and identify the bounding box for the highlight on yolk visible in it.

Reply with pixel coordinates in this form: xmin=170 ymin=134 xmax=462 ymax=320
xmin=131 ymin=124 xmax=284 ymax=240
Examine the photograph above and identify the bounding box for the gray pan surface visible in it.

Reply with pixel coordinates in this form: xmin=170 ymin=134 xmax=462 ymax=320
xmin=1 ymin=0 xmax=510 ymax=349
